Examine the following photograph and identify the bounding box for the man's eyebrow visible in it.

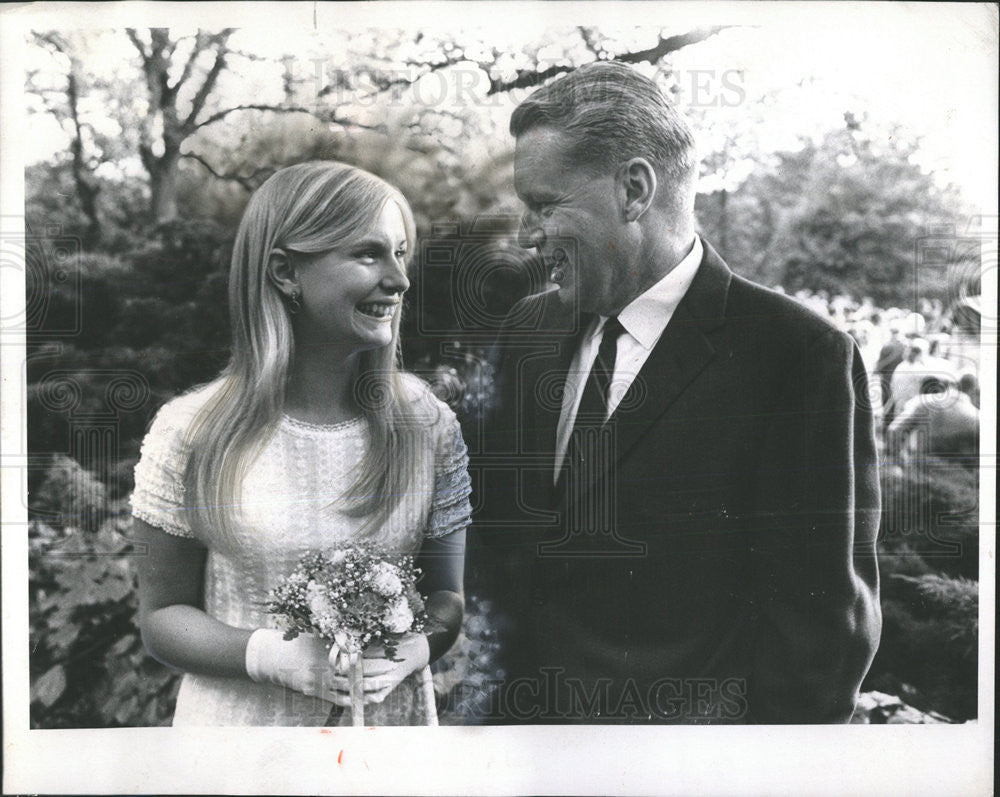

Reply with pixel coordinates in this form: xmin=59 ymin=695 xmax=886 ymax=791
xmin=519 ymin=188 xmax=560 ymax=205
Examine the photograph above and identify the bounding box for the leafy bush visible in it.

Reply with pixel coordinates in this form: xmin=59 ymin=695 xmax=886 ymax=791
xmin=29 ymin=514 xmax=180 ymax=728
xmin=31 ymin=455 xmax=108 ymax=529
xmin=863 ymin=460 xmax=980 ymax=720
xmin=878 ymin=459 xmax=978 ymax=580
xmin=864 ymin=573 xmax=978 ymax=721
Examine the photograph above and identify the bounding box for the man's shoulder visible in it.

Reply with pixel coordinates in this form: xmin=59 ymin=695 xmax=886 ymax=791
xmin=692 ymin=239 xmax=846 ymax=350
xmin=725 ymin=274 xmax=850 ymax=350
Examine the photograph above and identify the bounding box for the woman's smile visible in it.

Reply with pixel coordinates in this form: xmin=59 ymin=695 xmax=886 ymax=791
xmin=356 ymin=301 xmax=399 ymax=320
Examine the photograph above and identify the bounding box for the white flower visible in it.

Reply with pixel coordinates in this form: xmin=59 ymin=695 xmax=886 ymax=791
xmin=306 ymin=581 xmax=334 ymax=618
xmin=330 ymin=550 xmax=347 ymax=565
xmin=383 ymin=598 xmax=414 ymax=634
xmin=309 ymin=593 xmax=334 ymax=617
xmin=315 ymin=611 xmax=340 ymax=638
xmin=371 ymin=562 xmax=403 ymax=597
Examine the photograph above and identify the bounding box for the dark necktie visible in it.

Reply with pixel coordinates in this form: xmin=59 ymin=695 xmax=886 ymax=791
xmin=563 ymin=316 xmax=624 ymax=481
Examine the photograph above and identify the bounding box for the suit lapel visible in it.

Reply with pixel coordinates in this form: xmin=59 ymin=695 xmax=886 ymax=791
xmin=610 ymin=303 xmax=717 ymax=467
xmin=598 ymin=242 xmax=733 ymax=480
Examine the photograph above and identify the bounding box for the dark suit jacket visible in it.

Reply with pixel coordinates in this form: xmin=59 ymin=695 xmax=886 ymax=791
xmin=469 ymin=240 xmax=881 ymax=724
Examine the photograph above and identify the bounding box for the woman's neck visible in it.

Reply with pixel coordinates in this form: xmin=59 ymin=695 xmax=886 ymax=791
xmin=283 ymin=342 xmax=362 ymax=425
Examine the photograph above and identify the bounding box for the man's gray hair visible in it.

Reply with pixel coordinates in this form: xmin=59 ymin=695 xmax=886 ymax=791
xmin=510 ymin=60 xmax=698 ymax=183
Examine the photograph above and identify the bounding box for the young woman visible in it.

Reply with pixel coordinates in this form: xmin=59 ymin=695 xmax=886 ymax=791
xmin=131 ymin=161 xmax=470 ymax=726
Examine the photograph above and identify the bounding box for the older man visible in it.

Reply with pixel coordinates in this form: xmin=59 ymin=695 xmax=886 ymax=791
xmin=471 ymin=61 xmax=881 ymax=724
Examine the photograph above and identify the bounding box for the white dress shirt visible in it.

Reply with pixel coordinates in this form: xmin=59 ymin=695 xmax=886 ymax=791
xmin=553 ymin=236 xmax=704 ymax=482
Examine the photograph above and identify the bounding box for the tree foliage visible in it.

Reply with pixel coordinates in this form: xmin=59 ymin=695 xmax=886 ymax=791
xmin=27 ymin=25 xmax=734 ymax=232
xmin=695 ymin=117 xmax=977 ymax=303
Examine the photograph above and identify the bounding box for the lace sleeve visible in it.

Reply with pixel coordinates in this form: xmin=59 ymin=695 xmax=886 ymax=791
xmin=426 ymin=407 xmax=472 ymax=540
xmin=130 ymin=400 xmax=197 ymax=538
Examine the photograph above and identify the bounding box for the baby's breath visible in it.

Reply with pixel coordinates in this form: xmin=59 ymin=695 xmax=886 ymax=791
xmin=264 ymin=544 xmax=427 ymax=660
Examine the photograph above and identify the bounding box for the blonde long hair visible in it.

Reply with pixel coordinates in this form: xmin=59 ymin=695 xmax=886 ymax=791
xmin=182 ymin=161 xmax=420 ymax=542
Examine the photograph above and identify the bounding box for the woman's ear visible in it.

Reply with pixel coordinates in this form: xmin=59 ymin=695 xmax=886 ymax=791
xmin=618 ymin=158 xmax=658 ymax=222
xmin=266 ymin=248 xmax=298 ymax=297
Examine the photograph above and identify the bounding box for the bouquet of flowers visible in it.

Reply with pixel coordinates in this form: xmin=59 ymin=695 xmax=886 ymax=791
xmin=264 ymin=545 xmax=428 ymax=725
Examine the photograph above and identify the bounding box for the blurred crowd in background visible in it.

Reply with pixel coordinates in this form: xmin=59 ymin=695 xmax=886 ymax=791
xmin=786 ymin=288 xmax=981 ymax=467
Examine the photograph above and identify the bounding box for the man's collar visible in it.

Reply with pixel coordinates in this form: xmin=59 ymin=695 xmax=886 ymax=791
xmin=593 ymin=236 xmax=703 ymax=348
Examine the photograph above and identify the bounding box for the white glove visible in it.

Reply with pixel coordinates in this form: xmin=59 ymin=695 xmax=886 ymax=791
xmin=245 ymin=629 xmax=338 ymax=701
xmin=328 ymin=633 xmax=430 ymax=706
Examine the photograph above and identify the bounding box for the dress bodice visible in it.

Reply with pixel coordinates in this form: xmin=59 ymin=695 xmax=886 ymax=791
xmin=131 ymin=376 xmax=471 ymax=726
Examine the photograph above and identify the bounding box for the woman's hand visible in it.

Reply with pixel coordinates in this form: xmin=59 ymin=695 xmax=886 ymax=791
xmin=245 ymin=629 xmax=341 ymax=701
xmin=328 ymin=633 xmax=430 ymax=706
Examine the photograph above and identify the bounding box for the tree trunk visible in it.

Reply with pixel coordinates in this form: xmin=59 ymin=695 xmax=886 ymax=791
xmin=66 ymin=67 xmax=102 ymax=247
xmin=149 ymin=151 xmax=181 ymax=224
xmin=69 ymin=135 xmax=102 ymax=247
xmin=74 ymin=171 xmax=102 ymax=249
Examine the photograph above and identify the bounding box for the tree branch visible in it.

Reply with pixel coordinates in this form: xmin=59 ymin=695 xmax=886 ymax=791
xmin=33 ymin=30 xmax=69 ymax=56
xmin=181 ymin=152 xmax=274 ymax=191
xmin=487 ymin=60 xmax=571 ymax=96
xmin=192 ymin=102 xmax=316 ymax=130
xmin=621 ymin=25 xmax=740 ymax=65
xmin=26 ymin=80 xmax=68 ymax=118
xmin=182 ymin=29 xmax=236 ymax=132
xmin=124 ymin=28 xmax=147 ymax=60
xmin=577 ymin=27 xmax=603 ymax=57
xmin=35 ymin=32 xmax=104 ymax=245
xmin=318 ymin=52 xmax=471 ymax=99
xmin=485 ymin=25 xmax=741 ymax=95
xmin=227 ymin=49 xmax=274 ymax=63
xmin=168 ymin=30 xmax=208 ymax=98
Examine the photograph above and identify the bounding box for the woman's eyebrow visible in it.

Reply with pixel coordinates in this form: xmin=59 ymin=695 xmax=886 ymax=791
xmin=350 ymin=236 xmax=390 ymax=249
xmin=345 ymin=237 xmax=409 ymax=256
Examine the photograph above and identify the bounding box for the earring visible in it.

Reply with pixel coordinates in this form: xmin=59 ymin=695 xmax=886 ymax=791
xmin=288 ymin=288 xmax=301 ymax=315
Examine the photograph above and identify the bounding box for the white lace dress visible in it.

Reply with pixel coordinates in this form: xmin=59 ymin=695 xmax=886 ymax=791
xmin=130 ymin=375 xmax=471 ymax=726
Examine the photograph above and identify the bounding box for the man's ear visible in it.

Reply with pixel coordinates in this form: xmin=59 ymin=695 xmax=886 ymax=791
xmin=266 ymin=248 xmax=298 ymax=297
xmin=618 ymin=158 xmax=657 ymax=222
